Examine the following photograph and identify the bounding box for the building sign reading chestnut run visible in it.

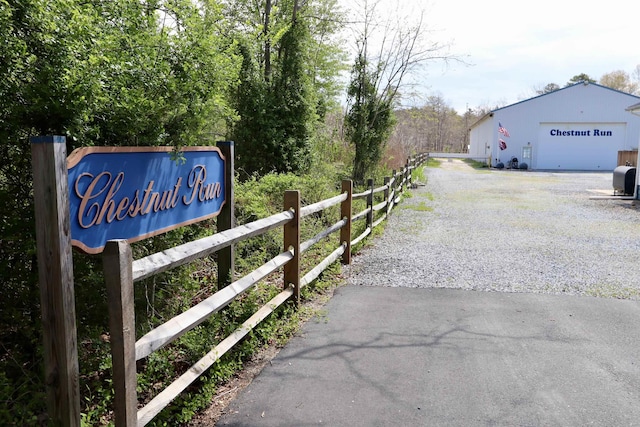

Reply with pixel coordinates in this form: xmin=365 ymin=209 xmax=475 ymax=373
xmin=67 ymin=146 xmax=226 ymax=254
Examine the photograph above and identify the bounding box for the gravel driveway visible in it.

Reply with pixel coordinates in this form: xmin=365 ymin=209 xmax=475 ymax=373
xmin=345 ymin=159 xmax=640 ymax=299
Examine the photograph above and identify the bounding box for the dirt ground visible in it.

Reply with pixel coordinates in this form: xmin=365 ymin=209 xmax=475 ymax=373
xmin=437 ymin=157 xmax=474 ymax=169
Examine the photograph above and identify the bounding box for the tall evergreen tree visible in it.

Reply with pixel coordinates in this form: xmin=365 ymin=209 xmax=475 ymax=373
xmin=343 ymin=0 xmax=449 ymax=182
xmin=226 ymin=0 xmax=345 ymax=177
xmin=345 ymin=53 xmax=394 ymax=183
xmin=230 ymin=7 xmax=314 ymax=175
xmin=271 ymin=18 xmax=314 ymax=173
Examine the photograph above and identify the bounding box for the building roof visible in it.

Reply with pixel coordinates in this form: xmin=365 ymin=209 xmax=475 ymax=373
xmin=626 ymin=101 xmax=640 ymax=113
xmin=491 ymin=81 xmax=640 ymax=113
xmin=469 ymin=81 xmax=640 ymax=130
xmin=468 ymin=111 xmax=493 ymax=130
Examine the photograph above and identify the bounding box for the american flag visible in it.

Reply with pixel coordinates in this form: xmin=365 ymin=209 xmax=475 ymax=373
xmin=498 ymin=122 xmax=510 ymax=137
xmin=499 ymin=139 xmax=507 ymax=150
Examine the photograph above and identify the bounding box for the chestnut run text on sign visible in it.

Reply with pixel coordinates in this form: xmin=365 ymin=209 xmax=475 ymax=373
xmin=67 ymin=147 xmax=226 ymax=254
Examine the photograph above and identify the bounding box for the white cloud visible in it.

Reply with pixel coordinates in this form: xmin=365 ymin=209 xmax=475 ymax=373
xmin=341 ymin=0 xmax=639 ymax=113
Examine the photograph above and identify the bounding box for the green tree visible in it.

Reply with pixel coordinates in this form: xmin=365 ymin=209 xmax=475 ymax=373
xmin=0 ymin=1 xmax=240 ymax=423
xmin=224 ymin=0 xmax=346 ymax=177
xmin=230 ymin=17 xmax=316 ymax=176
xmin=271 ymin=18 xmax=314 ymax=172
xmin=566 ymin=73 xmax=596 ymax=86
xmin=345 ymin=53 xmax=395 ymax=182
xmin=535 ymin=82 xmax=561 ymax=95
xmin=304 ymin=0 xmax=348 ymax=119
xmin=343 ymin=0 xmax=450 ymax=182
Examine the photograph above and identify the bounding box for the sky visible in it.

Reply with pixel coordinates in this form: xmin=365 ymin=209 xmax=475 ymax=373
xmin=340 ymin=0 xmax=639 ymax=114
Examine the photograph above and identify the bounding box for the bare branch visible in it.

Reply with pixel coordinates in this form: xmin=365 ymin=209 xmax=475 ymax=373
xmin=347 ymin=0 xmax=459 ymax=107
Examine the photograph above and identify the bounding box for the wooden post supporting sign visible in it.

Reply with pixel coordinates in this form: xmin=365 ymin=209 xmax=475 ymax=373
xmin=216 ymin=141 xmax=235 ymax=286
xmin=30 ymin=135 xmax=81 ymax=427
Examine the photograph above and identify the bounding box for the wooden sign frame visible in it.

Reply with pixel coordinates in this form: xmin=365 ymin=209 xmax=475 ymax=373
xmin=31 ymin=136 xmax=235 ymax=426
xmin=67 ymin=146 xmax=227 ymax=254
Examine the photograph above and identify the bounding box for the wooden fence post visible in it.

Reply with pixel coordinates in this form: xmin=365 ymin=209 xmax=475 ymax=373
xmin=405 ymin=158 xmax=410 ymax=190
xmin=391 ymin=169 xmax=397 ymax=204
xmin=366 ymin=178 xmax=374 ymax=231
xmin=103 ymin=240 xmax=137 ymax=427
xmin=340 ymin=180 xmax=352 ymax=264
xmin=409 ymin=157 xmax=414 ymax=188
xmin=283 ymin=190 xmax=300 ymax=304
xmin=30 ymin=135 xmax=81 ymax=427
xmin=216 ymin=141 xmax=235 ymax=286
xmin=383 ymin=176 xmax=390 ymax=213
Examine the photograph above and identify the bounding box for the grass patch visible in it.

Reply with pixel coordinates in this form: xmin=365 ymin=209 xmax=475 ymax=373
xmin=400 ymin=201 xmax=433 ymax=212
xmin=421 ymin=192 xmax=435 ymax=201
xmin=412 ymin=165 xmax=426 ymax=182
xmin=463 ymin=158 xmax=489 ymax=169
xmin=585 ymin=284 xmax=640 ymax=299
xmin=426 ymin=157 xmax=441 ymax=167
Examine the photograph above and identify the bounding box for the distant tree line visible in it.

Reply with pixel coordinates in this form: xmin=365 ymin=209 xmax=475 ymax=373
xmin=384 ymin=66 xmax=640 ymax=166
xmin=534 ymin=68 xmax=640 ymax=95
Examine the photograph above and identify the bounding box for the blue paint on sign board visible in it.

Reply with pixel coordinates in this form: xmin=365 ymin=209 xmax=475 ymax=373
xmin=67 ymin=146 xmax=226 ymax=254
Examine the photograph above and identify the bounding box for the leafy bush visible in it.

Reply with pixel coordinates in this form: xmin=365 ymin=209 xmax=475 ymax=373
xmin=0 ymin=1 xmax=385 ymax=424
xmin=1 ymin=2 xmax=240 ymax=423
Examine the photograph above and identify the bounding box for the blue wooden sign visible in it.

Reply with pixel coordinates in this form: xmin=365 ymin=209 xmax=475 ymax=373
xmin=67 ymin=146 xmax=226 ymax=254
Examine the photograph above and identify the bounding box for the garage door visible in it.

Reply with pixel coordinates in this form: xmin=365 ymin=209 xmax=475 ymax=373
xmin=536 ymin=123 xmax=626 ymax=170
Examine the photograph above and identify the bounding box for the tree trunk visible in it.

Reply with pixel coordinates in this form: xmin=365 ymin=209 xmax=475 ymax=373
xmin=264 ymin=0 xmax=272 ymax=81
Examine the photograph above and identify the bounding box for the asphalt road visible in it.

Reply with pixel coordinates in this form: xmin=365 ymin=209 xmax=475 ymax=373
xmin=217 ymin=163 xmax=640 ymax=426
xmin=217 ymin=287 xmax=640 ymax=426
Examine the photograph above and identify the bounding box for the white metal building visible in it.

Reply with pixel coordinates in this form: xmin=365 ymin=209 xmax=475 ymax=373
xmin=468 ymin=82 xmax=640 ymax=171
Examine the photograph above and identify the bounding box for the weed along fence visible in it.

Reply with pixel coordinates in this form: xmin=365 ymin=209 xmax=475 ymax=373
xmin=30 ymin=135 xmax=427 ymax=426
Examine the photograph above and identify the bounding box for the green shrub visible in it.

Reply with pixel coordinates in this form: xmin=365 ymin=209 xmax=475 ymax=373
xmin=1 ymin=146 xmax=408 ymax=426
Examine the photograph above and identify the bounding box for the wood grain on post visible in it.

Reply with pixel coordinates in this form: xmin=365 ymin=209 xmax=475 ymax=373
xmin=340 ymin=180 xmax=352 ymax=264
xmin=283 ymin=190 xmax=300 ymax=303
xmin=103 ymin=240 xmax=137 ymax=427
xmin=366 ymin=179 xmax=374 ymax=231
xmin=30 ymin=135 xmax=81 ymax=427
xmin=216 ymin=141 xmax=235 ymax=286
